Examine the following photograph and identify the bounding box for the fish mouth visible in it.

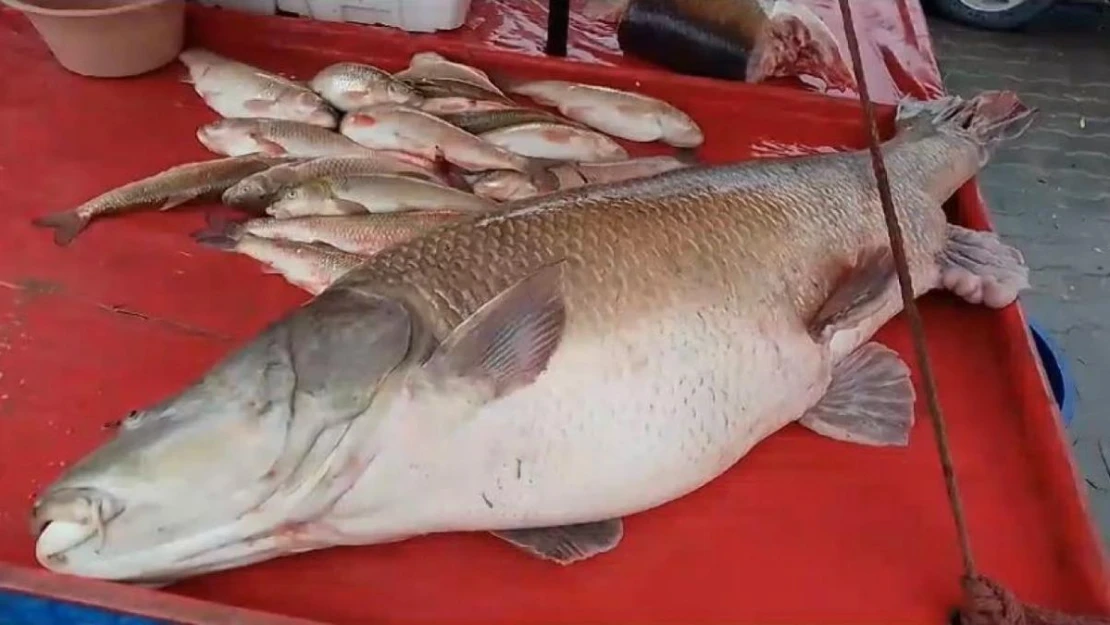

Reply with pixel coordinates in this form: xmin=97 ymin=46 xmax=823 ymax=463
xmin=32 ymin=487 xmax=124 ymax=565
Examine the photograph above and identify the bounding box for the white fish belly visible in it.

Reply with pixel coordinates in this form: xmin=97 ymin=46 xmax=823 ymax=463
xmin=325 ymin=306 xmax=831 ymax=541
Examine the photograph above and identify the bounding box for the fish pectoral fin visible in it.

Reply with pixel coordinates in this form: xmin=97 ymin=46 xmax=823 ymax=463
xmin=158 ymin=193 xmax=197 ymax=211
xmin=807 ymin=246 xmax=895 ymax=342
xmin=424 ymin=261 xmax=567 ymax=400
xmin=491 ymin=519 xmax=624 ymax=565
xmin=242 ymin=98 xmax=279 ymax=114
xmin=247 ymin=132 xmax=288 ymax=155
xmin=941 ymin=223 xmax=1029 ymax=309
xmin=799 ymin=342 xmax=915 ymax=446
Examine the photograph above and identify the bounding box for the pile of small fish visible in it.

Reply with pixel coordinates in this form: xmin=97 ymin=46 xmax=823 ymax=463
xmin=31 ymin=48 xmax=704 ymax=294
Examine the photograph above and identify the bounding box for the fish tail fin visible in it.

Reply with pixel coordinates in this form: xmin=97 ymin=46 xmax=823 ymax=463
xmin=191 ymin=213 xmax=245 ymax=250
xmin=895 ymin=91 xmax=1037 ymax=156
xmin=748 ymin=1 xmax=857 ymax=92
xmin=940 ymin=223 xmax=1029 ymax=309
xmin=674 ymin=147 xmax=702 ymax=165
xmin=32 ymin=210 xmax=91 ymax=246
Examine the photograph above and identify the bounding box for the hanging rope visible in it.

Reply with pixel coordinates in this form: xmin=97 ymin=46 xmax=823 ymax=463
xmin=832 ymin=1 xmax=1110 ymax=624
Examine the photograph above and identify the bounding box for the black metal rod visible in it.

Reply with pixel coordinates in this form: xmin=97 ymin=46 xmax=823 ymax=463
xmin=546 ymin=0 xmax=570 ymax=56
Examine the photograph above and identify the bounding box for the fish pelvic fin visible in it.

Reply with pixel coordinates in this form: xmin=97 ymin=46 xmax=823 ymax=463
xmin=32 ymin=210 xmax=91 ymax=246
xmin=191 ymin=212 xmax=246 ymax=250
xmin=799 ymin=342 xmax=915 ymax=446
xmin=807 ymin=246 xmax=895 ymax=343
xmin=940 ymin=224 xmax=1029 ymax=309
xmin=423 ymin=261 xmax=567 ymax=400
xmin=491 ymin=519 xmax=624 ymax=565
xmin=895 ymin=92 xmax=1037 ymax=159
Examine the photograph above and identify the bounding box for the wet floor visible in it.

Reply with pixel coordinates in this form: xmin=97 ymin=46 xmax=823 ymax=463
xmin=927 ymin=2 xmax=1110 ymax=549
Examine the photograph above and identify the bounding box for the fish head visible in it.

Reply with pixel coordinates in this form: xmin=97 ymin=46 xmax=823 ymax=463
xmin=196 ymin=119 xmax=265 ymax=157
xmin=31 ymin=288 xmax=415 ymax=582
xmin=747 ymin=2 xmax=858 ymax=94
xmin=469 ymin=170 xmax=540 ymax=201
xmin=265 ymin=180 xmax=332 ymax=218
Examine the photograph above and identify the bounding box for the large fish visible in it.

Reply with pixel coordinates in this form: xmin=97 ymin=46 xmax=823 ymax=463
xmin=222 ymin=154 xmax=448 ymax=210
xmin=30 ymin=92 xmax=1033 ymax=583
xmin=503 ymin=80 xmax=704 ymax=148
xmin=31 ymin=155 xmax=295 ymax=245
xmin=179 ymin=48 xmax=339 ymax=128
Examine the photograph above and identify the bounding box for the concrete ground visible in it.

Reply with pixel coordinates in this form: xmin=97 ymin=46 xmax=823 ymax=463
xmin=926 ymin=2 xmax=1110 ymax=548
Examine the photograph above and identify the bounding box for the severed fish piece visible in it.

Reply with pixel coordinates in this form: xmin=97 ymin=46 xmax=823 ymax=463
xmin=179 ymin=48 xmax=338 ymax=128
xmin=31 ymin=155 xmax=295 ymax=245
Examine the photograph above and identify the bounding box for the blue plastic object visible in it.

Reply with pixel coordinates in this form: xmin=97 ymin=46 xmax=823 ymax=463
xmin=0 ymin=590 xmax=166 ymax=625
xmin=1028 ymin=320 xmax=1077 ymax=427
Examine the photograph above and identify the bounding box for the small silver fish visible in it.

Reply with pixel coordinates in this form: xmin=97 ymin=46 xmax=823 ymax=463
xmin=220 ymin=212 xmax=463 ymax=256
xmin=192 ymin=222 xmax=364 ymax=294
xmin=309 ymin=62 xmax=424 ymax=112
xmin=394 ymin=51 xmax=505 ymax=95
xmin=179 ymin=48 xmax=338 ymax=128
xmin=197 ymin=118 xmax=372 ymax=158
xmin=480 ymin=122 xmax=629 ymax=162
xmin=266 ymin=174 xmax=495 ymax=218
xmin=469 ymin=155 xmax=692 ymax=201
xmin=32 ymin=155 xmax=295 ymax=245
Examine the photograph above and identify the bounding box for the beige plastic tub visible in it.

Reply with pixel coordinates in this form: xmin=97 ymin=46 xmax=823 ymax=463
xmin=1 ymin=0 xmax=186 ymax=77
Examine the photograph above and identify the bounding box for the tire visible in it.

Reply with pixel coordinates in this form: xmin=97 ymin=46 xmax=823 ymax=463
xmin=925 ymin=0 xmax=1057 ymax=30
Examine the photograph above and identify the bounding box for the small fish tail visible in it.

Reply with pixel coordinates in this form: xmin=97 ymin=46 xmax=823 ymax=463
xmin=896 ymin=91 xmax=1037 ymax=157
xmin=674 ymin=147 xmax=702 ymax=165
xmin=31 ymin=210 xmax=91 ymax=246
xmin=191 ymin=213 xmax=245 ymax=250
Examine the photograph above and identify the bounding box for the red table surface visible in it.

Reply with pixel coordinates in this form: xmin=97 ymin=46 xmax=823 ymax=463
xmin=0 ymin=4 xmax=1106 ymax=625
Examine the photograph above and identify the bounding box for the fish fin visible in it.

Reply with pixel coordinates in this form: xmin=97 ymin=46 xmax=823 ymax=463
xmin=246 ymin=131 xmax=288 ymax=156
xmin=940 ymin=224 xmax=1029 ymax=309
xmin=31 ymin=211 xmax=91 ymax=246
xmin=895 ymin=92 xmax=1037 ymax=156
xmin=158 ymin=193 xmax=196 ymax=211
xmin=799 ymin=342 xmax=915 ymax=446
xmin=807 ymin=246 xmax=895 ymax=343
xmin=674 ymin=147 xmax=701 ymax=165
xmin=190 ymin=213 xmax=244 ymax=250
xmin=424 ymin=261 xmax=567 ymax=399
xmin=491 ymin=519 xmax=624 ymax=565
xmin=242 ymin=98 xmax=278 ymax=114
xmin=330 ymin=199 xmax=370 ymax=215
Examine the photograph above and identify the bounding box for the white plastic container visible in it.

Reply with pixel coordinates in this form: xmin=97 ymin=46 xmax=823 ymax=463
xmin=276 ymin=0 xmax=472 ymax=33
xmin=192 ymin=0 xmax=277 ymax=14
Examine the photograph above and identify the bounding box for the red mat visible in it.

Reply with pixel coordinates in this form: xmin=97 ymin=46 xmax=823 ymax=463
xmin=0 ymin=5 xmax=1106 ymax=625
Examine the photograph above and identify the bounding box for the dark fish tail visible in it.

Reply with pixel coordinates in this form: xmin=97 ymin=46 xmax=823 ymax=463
xmin=32 ymin=211 xmax=91 ymax=246
xmin=191 ymin=212 xmax=246 ymax=250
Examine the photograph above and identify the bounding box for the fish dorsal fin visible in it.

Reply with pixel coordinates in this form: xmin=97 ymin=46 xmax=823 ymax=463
xmin=425 ymin=262 xmax=567 ymax=399
xmin=808 ymin=246 xmax=895 ymax=343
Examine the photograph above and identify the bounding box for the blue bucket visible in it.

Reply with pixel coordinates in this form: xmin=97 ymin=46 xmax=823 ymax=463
xmin=1027 ymin=320 xmax=1077 ymax=427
